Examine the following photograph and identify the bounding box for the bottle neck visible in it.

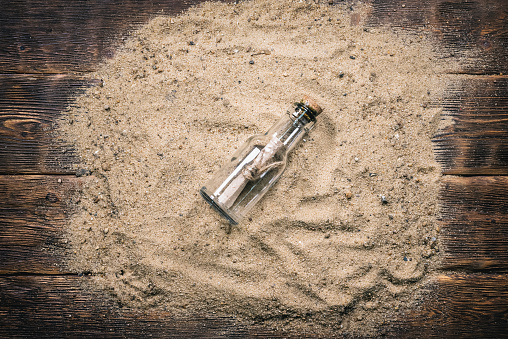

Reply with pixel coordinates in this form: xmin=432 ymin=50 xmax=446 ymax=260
xmin=266 ymin=104 xmax=316 ymax=153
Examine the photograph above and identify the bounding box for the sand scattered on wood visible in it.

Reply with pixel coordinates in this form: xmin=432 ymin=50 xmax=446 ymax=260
xmin=59 ymin=0 xmax=451 ymax=335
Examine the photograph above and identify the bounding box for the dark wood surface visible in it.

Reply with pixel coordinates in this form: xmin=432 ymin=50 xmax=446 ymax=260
xmin=440 ymin=176 xmax=508 ymax=272
xmin=384 ymin=274 xmax=508 ymax=338
xmin=367 ymin=0 xmax=508 ymax=75
xmin=0 ymin=176 xmax=79 ymax=274
xmin=0 ymin=0 xmax=214 ymax=74
xmin=0 ymin=75 xmax=88 ymax=174
xmin=435 ymin=77 xmax=508 ymax=175
xmin=0 ymin=275 xmax=280 ymax=338
xmin=1 ymin=0 xmax=507 ymax=337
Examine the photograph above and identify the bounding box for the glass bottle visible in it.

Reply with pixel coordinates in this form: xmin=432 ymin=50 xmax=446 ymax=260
xmin=200 ymin=95 xmax=323 ymax=224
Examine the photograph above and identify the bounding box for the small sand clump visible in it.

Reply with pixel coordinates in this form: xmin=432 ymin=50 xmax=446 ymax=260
xmin=59 ymin=0 xmax=448 ymax=335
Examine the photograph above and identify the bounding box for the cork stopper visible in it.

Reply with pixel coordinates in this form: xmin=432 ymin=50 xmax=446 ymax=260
xmin=301 ymin=95 xmax=323 ymax=116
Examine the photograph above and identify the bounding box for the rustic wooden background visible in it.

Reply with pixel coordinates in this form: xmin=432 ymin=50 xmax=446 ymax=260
xmin=0 ymin=0 xmax=507 ymax=337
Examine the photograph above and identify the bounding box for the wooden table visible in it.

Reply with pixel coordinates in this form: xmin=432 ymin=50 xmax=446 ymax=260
xmin=1 ymin=0 xmax=507 ymax=337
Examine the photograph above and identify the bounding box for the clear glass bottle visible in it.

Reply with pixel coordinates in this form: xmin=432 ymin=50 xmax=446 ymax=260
xmin=200 ymin=95 xmax=323 ymax=224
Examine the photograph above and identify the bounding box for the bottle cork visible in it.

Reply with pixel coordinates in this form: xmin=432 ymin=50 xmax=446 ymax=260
xmin=301 ymin=95 xmax=323 ymax=116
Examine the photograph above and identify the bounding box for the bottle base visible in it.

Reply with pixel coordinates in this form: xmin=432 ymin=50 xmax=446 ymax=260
xmin=200 ymin=187 xmax=239 ymax=225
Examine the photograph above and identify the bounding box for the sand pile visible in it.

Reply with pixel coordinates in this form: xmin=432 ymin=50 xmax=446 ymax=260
xmin=59 ymin=0 xmax=448 ymax=335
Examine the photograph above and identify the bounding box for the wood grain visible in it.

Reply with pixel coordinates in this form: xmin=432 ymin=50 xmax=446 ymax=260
xmin=440 ymin=176 xmax=508 ymax=272
xmin=0 ymin=175 xmax=80 ymax=274
xmin=0 ymin=74 xmax=90 ymax=174
xmin=367 ymin=0 xmax=508 ymax=75
xmin=0 ymin=0 xmax=224 ymax=74
xmin=0 ymin=275 xmax=275 ymax=338
xmin=384 ymin=274 xmax=508 ymax=338
xmin=434 ymin=77 xmax=508 ymax=175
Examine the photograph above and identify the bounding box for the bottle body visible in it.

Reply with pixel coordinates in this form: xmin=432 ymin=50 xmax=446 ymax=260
xmin=200 ymin=97 xmax=322 ymax=224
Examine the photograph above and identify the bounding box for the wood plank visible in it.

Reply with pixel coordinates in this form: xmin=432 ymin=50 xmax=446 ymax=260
xmin=0 ymin=249 xmax=62 ymax=275
xmin=434 ymin=76 xmax=508 ymax=175
xmin=0 ymin=175 xmax=81 ymax=274
xmin=1 ymin=76 xmax=506 ymax=175
xmin=0 ymin=74 xmax=91 ymax=174
xmin=1 ymin=274 xmax=506 ymax=337
xmin=1 ymin=162 xmax=507 ymax=277
xmin=386 ymin=274 xmax=508 ymax=338
xmin=1 ymin=0 xmax=505 ymax=75
xmin=383 ymin=274 xmax=508 ymax=337
xmin=440 ymin=176 xmax=508 ymax=272
xmin=0 ymin=0 xmax=221 ymax=74
xmin=367 ymin=0 xmax=508 ymax=75
xmin=0 ymin=275 xmax=274 ymax=338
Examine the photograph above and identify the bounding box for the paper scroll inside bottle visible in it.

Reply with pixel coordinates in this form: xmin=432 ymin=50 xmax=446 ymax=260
xmin=216 ymin=137 xmax=285 ymax=209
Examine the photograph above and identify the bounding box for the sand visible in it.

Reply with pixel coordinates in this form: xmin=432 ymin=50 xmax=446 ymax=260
xmin=58 ymin=0 xmax=450 ymax=335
